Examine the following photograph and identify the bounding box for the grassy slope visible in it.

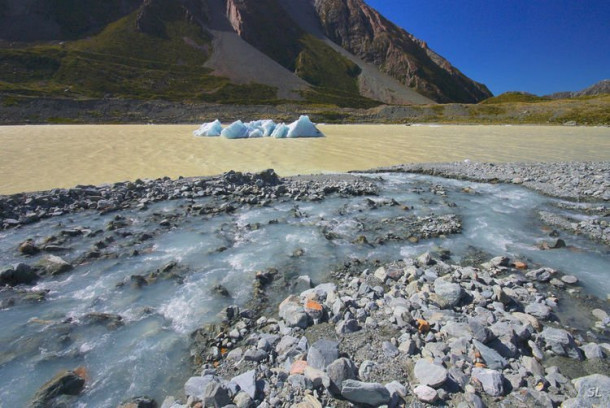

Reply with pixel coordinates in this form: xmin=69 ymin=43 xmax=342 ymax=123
xmin=0 ymin=11 xmax=279 ymax=104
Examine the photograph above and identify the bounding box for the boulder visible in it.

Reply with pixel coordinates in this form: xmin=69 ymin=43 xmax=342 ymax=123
xmin=471 ymin=367 xmax=504 ymax=397
xmin=278 ymin=295 xmax=309 ymax=328
xmin=203 ymin=381 xmax=232 ymax=408
xmin=307 ymin=339 xmax=339 ymax=370
xmin=38 ymin=255 xmax=73 ymax=276
xmin=0 ymin=263 xmax=38 ymax=286
xmin=30 ymin=370 xmax=85 ymax=408
xmin=326 ymin=358 xmax=357 ymax=395
xmin=231 ymin=369 xmax=257 ymax=399
xmin=540 ymin=327 xmax=583 ymax=360
xmin=433 ymin=278 xmax=463 ymax=308
xmin=414 ymin=359 xmax=448 ymax=388
xmin=525 ymin=302 xmax=552 ymax=319
xmin=413 ymin=384 xmax=437 ymax=403
xmin=340 ymin=380 xmax=391 ymax=406
xmin=473 ymin=339 xmax=508 ymax=370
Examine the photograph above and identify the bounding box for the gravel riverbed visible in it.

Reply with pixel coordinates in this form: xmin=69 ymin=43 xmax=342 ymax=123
xmin=1 ymin=161 xmax=608 ymax=408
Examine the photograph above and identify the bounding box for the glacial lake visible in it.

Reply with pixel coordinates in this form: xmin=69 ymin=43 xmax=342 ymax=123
xmin=1 ymin=124 xmax=609 ymax=194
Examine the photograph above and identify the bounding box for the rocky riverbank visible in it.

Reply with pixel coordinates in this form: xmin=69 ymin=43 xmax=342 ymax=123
xmin=164 ymin=253 xmax=610 ymax=408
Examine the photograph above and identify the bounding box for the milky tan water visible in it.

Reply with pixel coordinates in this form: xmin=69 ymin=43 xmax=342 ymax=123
xmin=1 ymin=124 xmax=609 ymax=194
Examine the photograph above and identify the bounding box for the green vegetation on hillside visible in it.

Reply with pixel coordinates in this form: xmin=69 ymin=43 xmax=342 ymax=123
xmin=480 ymin=92 xmax=550 ymax=104
xmin=0 ymin=10 xmax=283 ymax=104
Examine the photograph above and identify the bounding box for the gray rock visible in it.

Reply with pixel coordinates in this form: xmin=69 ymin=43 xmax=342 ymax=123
xmin=522 ymin=355 xmax=545 ymax=377
xmin=464 ymin=392 xmax=486 ymax=408
xmin=413 ymin=384 xmax=437 ymax=403
xmin=525 ymin=302 xmax=552 ymax=319
xmin=243 ymin=349 xmax=267 ymax=362
xmin=39 ymin=255 xmax=73 ymax=276
xmin=398 ymin=339 xmax=416 ymax=355
xmin=0 ymin=263 xmax=38 ymax=286
xmin=233 ymin=391 xmax=254 ymax=408
xmin=472 ymin=339 xmax=508 ymax=370
xmin=304 ymin=366 xmax=330 ymax=388
xmin=382 ymin=341 xmax=399 ymax=357
xmin=582 ymin=343 xmax=604 ymax=359
xmin=275 ymin=335 xmax=299 ymax=355
xmin=417 ymin=251 xmax=434 ymax=266
xmin=591 ymin=308 xmax=608 ymax=321
xmin=471 ymin=367 xmax=504 ymax=397
xmin=30 ymin=370 xmax=85 ymax=408
xmin=561 ymin=275 xmax=578 ymax=284
xmin=184 ymin=375 xmax=215 ymax=399
xmin=307 ymin=339 xmax=339 ymax=370
xmin=414 ymin=359 xmax=448 ymax=388
xmin=117 ymin=397 xmax=156 ymax=408
xmin=374 ymin=266 xmax=387 ymax=282
xmin=336 ymin=318 xmax=359 ymax=334
xmin=433 ymin=278 xmax=463 ymax=308
xmin=469 ymin=319 xmax=493 ymax=343
xmin=204 ymin=381 xmax=232 ymax=408
xmin=341 ymin=380 xmax=391 ymax=406
xmin=231 ymin=369 xmax=257 ymax=399
xmin=358 ymin=360 xmax=376 ymax=381
xmin=442 ymin=321 xmax=473 ymax=340
xmin=563 ymin=374 xmax=610 ymax=408
xmin=326 ymin=358 xmax=357 ymax=394
xmin=540 ymin=327 xmax=583 ymax=360
xmin=278 ymin=295 xmax=309 ymax=328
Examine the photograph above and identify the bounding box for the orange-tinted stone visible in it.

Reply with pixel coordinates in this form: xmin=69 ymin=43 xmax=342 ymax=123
xmin=290 ymin=360 xmax=308 ymax=375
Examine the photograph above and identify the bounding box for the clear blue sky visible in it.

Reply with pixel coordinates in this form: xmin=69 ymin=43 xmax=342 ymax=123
xmin=366 ymin=0 xmax=610 ymax=96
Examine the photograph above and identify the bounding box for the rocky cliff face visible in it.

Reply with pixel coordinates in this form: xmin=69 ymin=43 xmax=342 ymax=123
xmin=313 ymin=0 xmax=492 ymax=103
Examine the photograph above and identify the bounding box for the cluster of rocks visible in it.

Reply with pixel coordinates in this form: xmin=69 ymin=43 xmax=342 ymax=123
xmin=159 ymin=252 xmax=609 ymax=408
xmin=0 ymin=170 xmax=377 ymax=230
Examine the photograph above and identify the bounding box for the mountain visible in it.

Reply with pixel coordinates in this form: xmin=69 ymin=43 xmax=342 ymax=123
xmin=547 ymin=79 xmax=610 ymax=99
xmin=0 ymin=0 xmax=492 ymax=106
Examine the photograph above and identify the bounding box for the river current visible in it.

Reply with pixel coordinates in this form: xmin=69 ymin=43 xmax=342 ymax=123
xmin=0 ymin=172 xmax=608 ymax=406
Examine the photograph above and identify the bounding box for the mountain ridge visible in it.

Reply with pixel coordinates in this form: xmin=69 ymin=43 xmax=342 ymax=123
xmin=0 ymin=0 xmax=492 ymax=106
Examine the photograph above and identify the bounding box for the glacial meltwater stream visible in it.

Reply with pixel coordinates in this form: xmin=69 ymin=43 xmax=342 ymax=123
xmin=0 ymin=173 xmax=608 ymax=406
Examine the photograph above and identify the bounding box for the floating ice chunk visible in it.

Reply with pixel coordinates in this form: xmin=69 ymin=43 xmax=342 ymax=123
xmin=193 ymin=119 xmax=222 ymax=137
xmin=287 ymin=115 xmax=322 ymax=138
xmin=248 ymin=129 xmax=263 ymax=138
xmin=262 ymin=120 xmax=276 ymax=137
xmin=221 ymin=120 xmax=249 ymax=139
xmin=271 ymin=123 xmax=289 ymax=138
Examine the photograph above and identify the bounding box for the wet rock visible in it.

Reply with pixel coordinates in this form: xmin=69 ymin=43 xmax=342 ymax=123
xmin=563 ymin=374 xmax=610 ymax=408
xmin=30 ymin=370 xmax=85 ymax=407
xmin=341 ymin=380 xmax=391 ymax=406
xmin=471 ymin=367 xmax=504 ymax=397
xmin=591 ymin=309 xmax=608 ymax=321
xmin=212 ymin=284 xmax=230 ymax=297
xmin=118 ymin=396 xmax=157 ymax=408
xmin=0 ymin=263 xmax=38 ymax=286
xmin=540 ymin=327 xmax=583 ymax=360
xmin=38 ymin=255 xmax=73 ymax=276
xmin=18 ymin=240 xmax=40 ymax=255
xmin=414 ymin=359 xmax=448 ymax=388
xmin=561 ymin=275 xmax=579 ymax=285
xmin=231 ymin=369 xmax=257 ymax=399
xmin=433 ymin=278 xmax=464 ymax=308
xmin=413 ymin=384 xmax=437 ymax=403
xmin=307 ymin=339 xmax=338 ymax=370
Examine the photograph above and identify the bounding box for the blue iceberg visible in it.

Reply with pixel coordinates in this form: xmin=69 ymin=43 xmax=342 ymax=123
xmin=193 ymin=119 xmax=222 ymax=137
xmin=287 ymin=115 xmax=322 ymax=138
xmin=271 ymin=123 xmax=289 ymax=138
xmin=221 ymin=120 xmax=250 ymax=139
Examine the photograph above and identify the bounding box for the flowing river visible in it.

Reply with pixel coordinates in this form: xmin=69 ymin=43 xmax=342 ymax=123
xmin=0 ymin=172 xmax=608 ymax=406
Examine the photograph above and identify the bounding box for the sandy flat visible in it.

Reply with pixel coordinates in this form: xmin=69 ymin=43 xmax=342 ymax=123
xmin=1 ymin=124 xmax=609 ymax=194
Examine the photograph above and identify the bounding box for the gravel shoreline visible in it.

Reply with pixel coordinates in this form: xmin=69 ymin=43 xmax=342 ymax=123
xmin=3 ymin=162 xmax=609 ymax=407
